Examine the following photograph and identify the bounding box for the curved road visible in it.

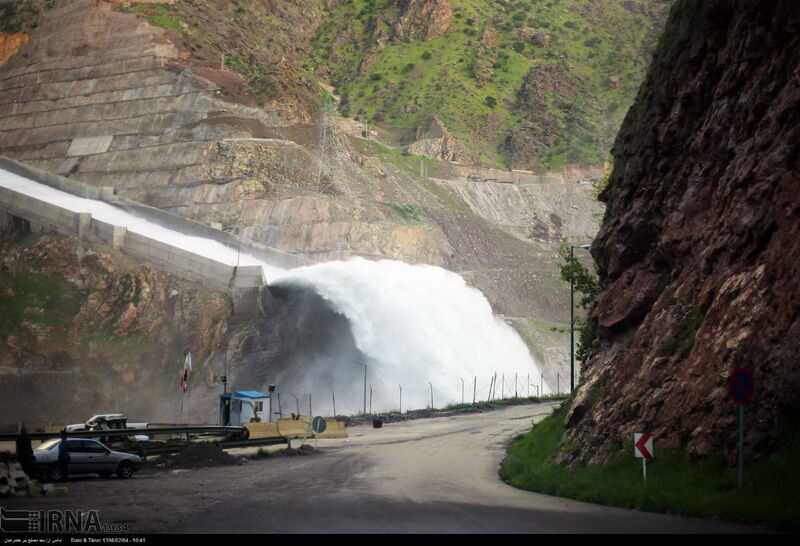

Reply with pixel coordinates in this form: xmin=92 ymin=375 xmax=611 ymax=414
xmin=181 ymin=403 xmax=755 ymax=533
xmin=1 ymin=403 xmax=761 ymax=533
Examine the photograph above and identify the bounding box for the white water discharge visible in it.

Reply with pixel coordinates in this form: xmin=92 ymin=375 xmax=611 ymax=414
xmin=1 ymin=167 xmax=547 ymax=413
xmin=271 ymin=259 xmax=547 ymax=412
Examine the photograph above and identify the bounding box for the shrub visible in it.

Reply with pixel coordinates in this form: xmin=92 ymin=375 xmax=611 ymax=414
xmin=485 ymin=96 xmax=497 ymax=108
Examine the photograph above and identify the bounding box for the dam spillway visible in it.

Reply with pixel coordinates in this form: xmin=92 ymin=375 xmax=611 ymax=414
xmin=0 ymin=159 xmax=547 ymax=413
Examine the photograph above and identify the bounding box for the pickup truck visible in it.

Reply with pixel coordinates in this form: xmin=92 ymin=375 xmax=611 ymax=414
xmin=65 ymin=414 xmax=149 ymax=443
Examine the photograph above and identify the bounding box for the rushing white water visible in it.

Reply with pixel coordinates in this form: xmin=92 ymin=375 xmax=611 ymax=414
xmin=271 ymin=259 xmax=547 ymax=412
xmin=1 ymin=167 xmax=547 ymax=413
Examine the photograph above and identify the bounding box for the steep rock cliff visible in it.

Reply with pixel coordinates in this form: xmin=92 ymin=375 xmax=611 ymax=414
xmin=563 ymin=0 xmax=800 ymax=464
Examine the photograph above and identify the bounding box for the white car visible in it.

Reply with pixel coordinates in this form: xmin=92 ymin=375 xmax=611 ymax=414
xmin=33 ymin=438 xmax=142 ymax=480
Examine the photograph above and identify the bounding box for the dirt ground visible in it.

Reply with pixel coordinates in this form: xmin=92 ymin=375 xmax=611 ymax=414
xmin=0 ymin=403 xmax=761 ymax=534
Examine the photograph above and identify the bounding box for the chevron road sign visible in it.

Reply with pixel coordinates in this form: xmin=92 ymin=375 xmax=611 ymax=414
xmin=634 ymin=433 xmax=653 ymax=458
xmin=634 ymin=432 xmax=653 ymax=481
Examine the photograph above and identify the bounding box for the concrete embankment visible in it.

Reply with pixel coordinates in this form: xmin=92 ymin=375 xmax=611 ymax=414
xmin=0 ymin=156 xmax=311 ymax=295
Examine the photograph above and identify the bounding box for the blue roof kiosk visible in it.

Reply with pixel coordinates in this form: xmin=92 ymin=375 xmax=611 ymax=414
xmin=219 ymin=391 xmax=270 ymax=426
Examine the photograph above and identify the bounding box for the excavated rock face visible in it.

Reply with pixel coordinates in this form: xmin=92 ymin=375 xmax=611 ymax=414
xmin=390 ymin=0 xmax=453 ymax=42
xmin=0 ymin=231 xmax=234 ymax=422
xmin=406 ymin=116 xmax=467 ymax=163
xmin=505 ymin=64 xmax=580 ymax=170
xmin=563 ymin=0 xmax=800 ymax=465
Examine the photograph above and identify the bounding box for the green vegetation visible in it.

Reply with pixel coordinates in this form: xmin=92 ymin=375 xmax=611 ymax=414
xmin=349 ymin=136 xmax=471 ymax=213
xmin=125 ymin=3 xmax=188 ymax=36
xmin=0 ymin=0 xmax=52 ymax=33
xmin=657 ymin=304 xmax=705 ymax=358
xmin=558 ymin=242 xmax=599 ymax=368
xmin=0 ymin=272 xmax=83 ymax=338
xmin=384 ymin=203 xmax=420 ymax=222
xmin=442 ymin=395 xmax=566 ymax=412
xmin=501 ymin=406 xmax=800 ymax=531
xmin=309 ymin=0 xmax=669 ymax=169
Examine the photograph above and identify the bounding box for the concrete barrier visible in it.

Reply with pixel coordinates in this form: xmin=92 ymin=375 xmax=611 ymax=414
xmin=0 ymin=156 xmax=316 ymax=297
xmin=0 ymin=155 xmax=314 ymax=272
xmin=269 ymin=418 xmax=348 ymax=439
xmin=244 ymin=422 xmax=280 ymax=439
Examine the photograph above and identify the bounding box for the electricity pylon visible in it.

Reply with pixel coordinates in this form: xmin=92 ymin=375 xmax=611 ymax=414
xmin=315 ymin=95 xmax=350 ymax=195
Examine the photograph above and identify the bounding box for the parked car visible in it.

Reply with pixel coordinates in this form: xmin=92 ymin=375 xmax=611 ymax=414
xmin=33 ymin=438 xmax=142 ymax=480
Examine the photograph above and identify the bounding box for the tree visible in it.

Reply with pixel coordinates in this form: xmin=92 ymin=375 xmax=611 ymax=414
xmin=558 ymin=244 xmax=599 ymax=369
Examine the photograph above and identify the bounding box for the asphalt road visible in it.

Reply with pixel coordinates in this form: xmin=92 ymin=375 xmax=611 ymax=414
xmin=1 ymin=403 xmax=762 ymax=533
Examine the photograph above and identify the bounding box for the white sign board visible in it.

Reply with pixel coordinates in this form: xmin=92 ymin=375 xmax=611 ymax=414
xmin=634 ymin=433 xmax=653 ymax=459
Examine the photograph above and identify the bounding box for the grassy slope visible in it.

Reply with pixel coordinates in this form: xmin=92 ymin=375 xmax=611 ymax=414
xmin=0 ymin=0 xmax=52 ymax=33
xmin=309 ymin=0 xmax=668 ymax=169
xmin=500 ymin=404 xmax=800 ymax=531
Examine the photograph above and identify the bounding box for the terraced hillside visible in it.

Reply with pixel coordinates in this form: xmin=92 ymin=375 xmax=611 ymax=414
xmin=0 ymin=0 xmax=606 ymax=420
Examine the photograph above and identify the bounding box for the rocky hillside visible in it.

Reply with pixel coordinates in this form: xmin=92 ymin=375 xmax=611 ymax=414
xmin=310 ymin=0 xmax=671 ymax=169
xmin=100 ymin=0 xmax=670 ymax=170
xmin=562 ymin=0 xmax=800 ymax=465
xmin=0 ymin=225 xmax=235 ymax=423
xmin=0 ymin=0 xmax=608 ymax=422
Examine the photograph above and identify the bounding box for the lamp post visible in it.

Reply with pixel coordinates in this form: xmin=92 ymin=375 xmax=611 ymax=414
xmin=356 ymin=361 xmax=367 ymax=415
xmin=570 ymin=244 xmax=591 ymax=394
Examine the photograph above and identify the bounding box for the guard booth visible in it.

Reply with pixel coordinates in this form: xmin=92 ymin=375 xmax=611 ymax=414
xmin=219 ymin=391 xmax=270 ymax=426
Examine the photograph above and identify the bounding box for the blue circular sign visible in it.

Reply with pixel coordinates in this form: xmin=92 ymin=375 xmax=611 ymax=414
xmin=727 ymin=368 xmax=755 ymax=406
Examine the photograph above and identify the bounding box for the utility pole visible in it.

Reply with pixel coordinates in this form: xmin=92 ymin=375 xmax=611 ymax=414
xmin=399 ymin=384 xmax=402 ymax=414
xmin=330 ymin=388 xmax=336 ymax=417
xmin=369 ymin=386 xmax=373 ymax=414
xmin=460 ymin=377 xmax=464 ymax=405
xmin=356 ymin=361 xmax=367 ymax=415
xmin=473 ymin=377 xmax=477 ymax=406
xmin=429 ymin=382 xmax=434 ymax=410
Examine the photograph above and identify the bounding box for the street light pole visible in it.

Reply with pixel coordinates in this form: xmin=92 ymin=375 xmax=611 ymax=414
xmin=570 ymin=244 xmax=591 ymax=394
xmin=356 ymin=361 xmax=367 ymax=414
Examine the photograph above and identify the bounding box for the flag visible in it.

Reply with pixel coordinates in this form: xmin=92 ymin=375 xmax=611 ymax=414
xmin=179 ymin=350 xmax=192 ymax=393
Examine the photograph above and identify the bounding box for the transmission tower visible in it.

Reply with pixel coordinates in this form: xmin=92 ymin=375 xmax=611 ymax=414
xmin=315 ymin=95 xmax=350 ymax=195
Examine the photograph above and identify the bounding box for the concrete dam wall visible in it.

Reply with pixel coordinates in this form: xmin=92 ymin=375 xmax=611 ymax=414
xmin=0 ymin=156 xmax=312 ymax=295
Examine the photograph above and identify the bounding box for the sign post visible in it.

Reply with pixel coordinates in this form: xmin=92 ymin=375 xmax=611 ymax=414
xmin=312 ymin=416 xmax=326 ymax=452
xmin=634 ymin=433 xmax=653 ymax=481
xmin=727 ymin=367 xmax=755 ymax=489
